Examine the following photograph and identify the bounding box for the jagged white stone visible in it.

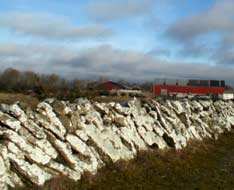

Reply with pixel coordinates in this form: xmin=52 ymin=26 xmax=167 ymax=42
xmin=47 ymin=132 xmax=83 ymax=172
xmin=117 ymin=116 xmax=147 ymax=151
xmin=191 ymin=101 xmax=203 ymax=112
xmin=114 ymin=103 xmax=130 ymax=115
xmin=47 ymin=161 xmax=81 ymax=181
xmin=0 ymin=155 xmax=6 ymax=176
xmin=81 ymin=124 xmax=134 ymax=162
xmin=36 ymin=114 xmax=65 ymax=140
xmin=76 ymin=129 xmax=89 ymax=142
xmin=0 ymin=145 xmax=9 ymax=169
xmin=94 ymin=102 xmax=109 ymax=115
xmin=8 ymin=153 xmax=52 ymax=186
xmin=2 ymin=130 xmax=51 ymax=165
xmin=0 ymin=98 xmax=234 ymax=189
xmin=137 ymin=126 xmax=167 ymax=149
xmin=6 ymin=104 xmax=46 ymax=139
xmin=37 ymin=102 xmax=66 ymax=137
xmin=112 ymin=116 xmax=129 ymax=128
xmin=66 ymin=134 xmax=93 ymax=157
xmin=7 ymin=142 xmax=23 ymax=156
xmin=85 ymin=109 xmax=104 ymax=130
xmin=170 ymin=101 xmax=185 ymax=114
xmin=199 ymin=100 xmax=212 ymax=110
xmin=0 ymin=111 xmax=21 ymax=131
xmin=66 ymin=134 xmax=103 ymax=173
xmin=36 ymin=139 xmax=58 ymax=159
xmin=0 ymin=145 xmax=24 ymax=188
xmin=6 ymin=171 xmax=24 ymax=189
xmin=0 ymin=145 xmax=24 ymax=190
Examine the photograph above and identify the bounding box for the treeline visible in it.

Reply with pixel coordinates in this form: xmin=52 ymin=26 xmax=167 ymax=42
xmin=0 ymin=68 xmax=153 ymax=101
xmin=0 ymin=68 xmax=93 ymax=100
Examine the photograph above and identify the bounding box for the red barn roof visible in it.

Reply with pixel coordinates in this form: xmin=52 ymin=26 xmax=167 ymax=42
xmin=100 ymin=81 xmax=126 ymax=91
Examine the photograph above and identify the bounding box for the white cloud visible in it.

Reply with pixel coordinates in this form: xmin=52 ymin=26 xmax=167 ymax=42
xmin=165 ymin=0 xmax=234 ymax=64
xmin=167 ymin=0 xmax=234 ymax=41
xmin=0 ymin=13 xmax=113 ymax=40
xmin=1 ymin=43 xmax=232 ymax=82
xmin=87 ymin=0 xmax=154 ymax=21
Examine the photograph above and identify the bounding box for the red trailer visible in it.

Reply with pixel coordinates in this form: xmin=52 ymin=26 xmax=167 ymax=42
xmin=154 ymin=79 xmax=225 ymax=96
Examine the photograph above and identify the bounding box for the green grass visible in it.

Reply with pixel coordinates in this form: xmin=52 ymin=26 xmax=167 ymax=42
xmin=13 ymin=131 xmax=234 ymax=190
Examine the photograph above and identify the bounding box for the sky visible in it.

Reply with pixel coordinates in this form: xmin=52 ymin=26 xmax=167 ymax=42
xmin=0 ymin=0 xmax=234 ymax=84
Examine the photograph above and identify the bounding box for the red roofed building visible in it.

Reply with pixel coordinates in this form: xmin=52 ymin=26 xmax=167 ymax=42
xmin=100 ymin=81 xmax=126 ymax=91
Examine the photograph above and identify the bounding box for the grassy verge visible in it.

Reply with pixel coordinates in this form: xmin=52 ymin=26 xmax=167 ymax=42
xmin=0 ymin=93 xmax=39 ymax=109
xmin=13 ymin=131 xmax=234 ymax=190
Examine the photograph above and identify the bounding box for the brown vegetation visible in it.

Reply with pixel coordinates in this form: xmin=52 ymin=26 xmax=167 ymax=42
xmin=0 ymin=68 xmax=86 ymax=101
xmin=0 ymin=93 xmax=39 ymax=109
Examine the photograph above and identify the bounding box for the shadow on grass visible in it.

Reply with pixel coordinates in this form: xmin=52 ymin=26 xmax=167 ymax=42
xmin=13 ymin=131 xmax=234 ymax=190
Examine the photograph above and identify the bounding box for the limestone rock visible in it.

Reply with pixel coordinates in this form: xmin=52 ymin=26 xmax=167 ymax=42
xmin=112 ymin=116 xmax=129 ymax=128
xmin=0 ymin=111 xmax=21 ymax=131
xmin=81 ymin=124 xmax=134 ymax=162
xmin=47 ymin=161 xmax=81 ymax=181
xmin=0 ymin=98 xmax=233 ymax=188
xmin=137 ymin=126 xmax=167 ymax=149
xmin=114 ymin=103 xmax=130 ymax=116
xmin=117 ymin=117 xmax=147 ymax=151
xmin=36 ymin=113 xmax=65 ymax=140
xmin=66 ymin=134 xmax=103 ymax=173
xmin=37 ymin=102 xmax=66 ymax=137
xmin=94 ymin=102 xmax=109 ymax=115
xmin=46 ymin=132 xmax=82 ymax=172
xmin=8 ymin=152 xmax=52 ymax=186
xmin=2 ymin=130 xmax=51 ymax=165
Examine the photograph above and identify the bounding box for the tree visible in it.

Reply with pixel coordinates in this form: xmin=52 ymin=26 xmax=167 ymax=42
xmin=0 ymin=68 xmax=21 ymax=92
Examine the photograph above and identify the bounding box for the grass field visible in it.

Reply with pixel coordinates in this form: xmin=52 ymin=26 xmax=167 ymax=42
xmin=0 ymin=93 xmax=39 ymax=109
xmin=0 ymin=92 xmax=136 ymax=107
xmin=13 ymin=131 xmax=234 ymax=190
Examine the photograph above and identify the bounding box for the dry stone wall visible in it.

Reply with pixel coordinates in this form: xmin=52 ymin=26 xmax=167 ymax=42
xmin=0 ymin=98 xmax=234 ymax=189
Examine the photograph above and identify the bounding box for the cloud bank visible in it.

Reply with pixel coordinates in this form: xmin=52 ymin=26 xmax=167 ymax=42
xmin=87 ymin=0 xmax=154 ymax=21
xmin=0 ymin=13 xmax=113 ymax=40
xmin=166 ymin=0 xmax=234 ymax=64
xmin=1 ymin=43 xmax=233 ymax=84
